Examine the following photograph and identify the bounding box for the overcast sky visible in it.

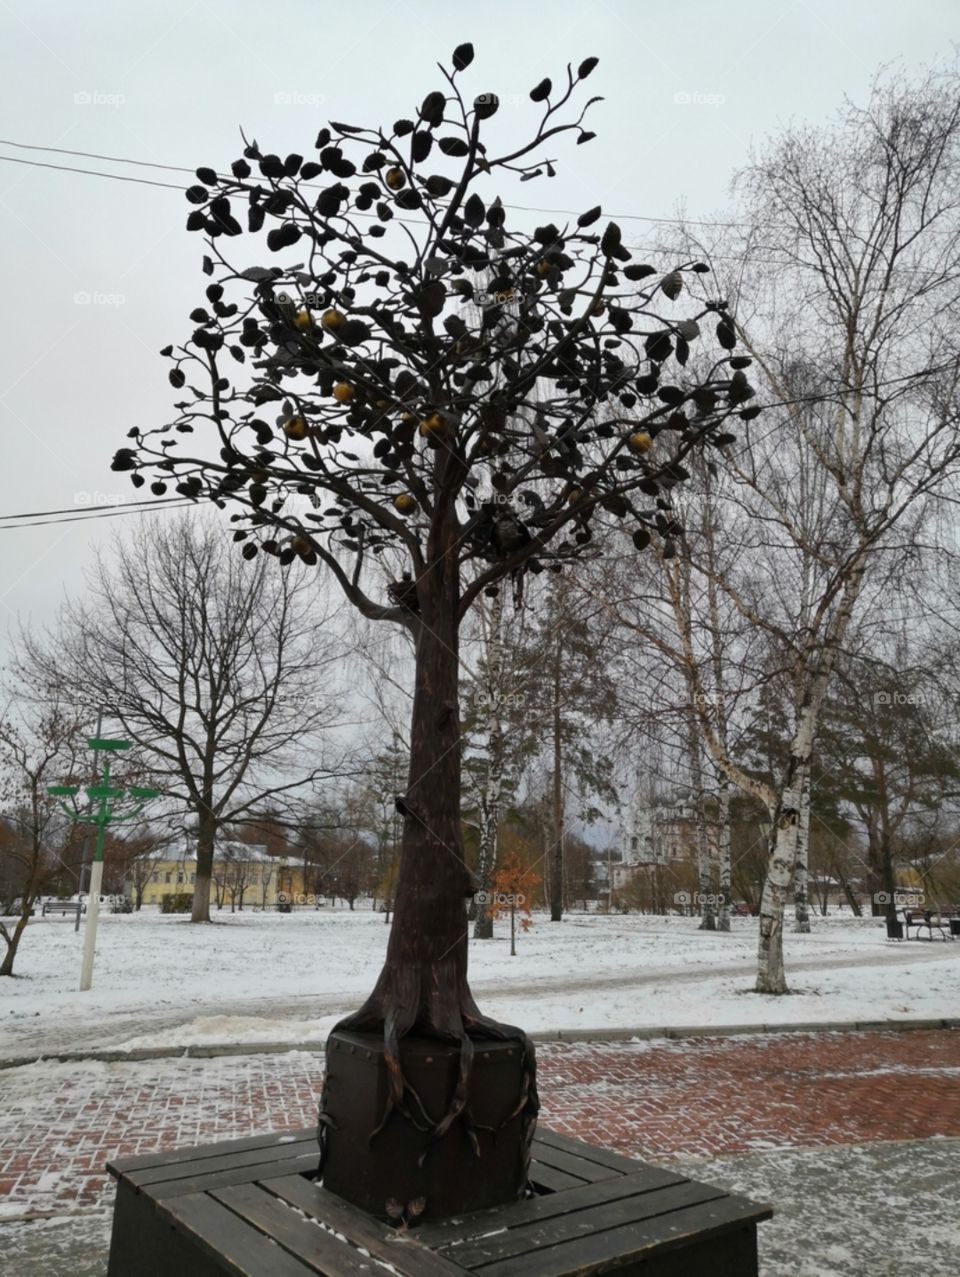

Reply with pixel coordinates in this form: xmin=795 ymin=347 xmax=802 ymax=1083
xmin=0 ymin=0 xmax=954 ymax=666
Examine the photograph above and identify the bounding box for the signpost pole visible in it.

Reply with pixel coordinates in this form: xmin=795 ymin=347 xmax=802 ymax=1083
xmin=75 ymin=708 xmax=104 ymax=933
xmin=79 ymin=756 xmax=110 ymax=992
xmin=48 ymin=737 xmax=158 ymax=993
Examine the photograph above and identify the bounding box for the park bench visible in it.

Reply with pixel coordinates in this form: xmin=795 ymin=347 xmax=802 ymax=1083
xmin=901 ymin=908 xmax=954 ymax=941
xmin=41 ymin=900 xmax=84 ymax=918
xmin=107 ymin=1126 xmax=772 ymax=1276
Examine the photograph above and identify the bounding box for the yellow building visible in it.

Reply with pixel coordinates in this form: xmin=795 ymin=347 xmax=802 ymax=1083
xmin=131 ymin=843 xmax=298 ymax=910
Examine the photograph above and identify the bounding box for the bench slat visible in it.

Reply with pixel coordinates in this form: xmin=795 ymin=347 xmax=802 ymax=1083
xmin=212 ymin=1182 xmax=381 ymax=1276
xmin=473 ymin=1194 xmax=773 ymax=1277
xmin=437 ymin=1180 xmax=728 ymax=1267
xmin=127 ymin=1137 xmax=317 ymax=1188
xmin=146 ymin=1153 xmax=320 ymax=1200
xmin=527 ymin=1162 xmax=588 ymax=1193
xmin=416 ymin=1168 xmax=687 ymax=1248
xmin=524 ymin=1144 xmax=623 ymax=1184
xmin=155 ymin=1190 xmax=313 ymax=1276
xmin=532 ymin=1130 xmax=643 ymax=1174
xmin=263 ymin=1174 xmax=468 ymax=1276
xmin=109 ymin=1127 xmax=316 ymax=1177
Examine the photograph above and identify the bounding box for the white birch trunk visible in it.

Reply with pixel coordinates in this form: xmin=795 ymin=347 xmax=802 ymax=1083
xmin=687 ymin=709 xmax=715 ymax=929
xmin=716 ymin=774 xmax=732 ymax=932
xmin=793 ymin=764 xmax=812 ymax=933
xmin=473 ymin=590 xmax=505 ymax=940
xmin=755 ymin=720 xmax=810 ymax=994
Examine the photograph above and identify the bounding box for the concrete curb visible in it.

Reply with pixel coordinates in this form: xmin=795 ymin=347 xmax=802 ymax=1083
xmin=2 ymin=1016 xmax=957 ymax=1072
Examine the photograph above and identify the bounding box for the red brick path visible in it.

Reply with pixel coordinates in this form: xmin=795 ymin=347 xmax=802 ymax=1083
xmin=2 ymin=1029 xmax=958 ymax=1219
xmin=541 ymin=1030 xmax=960 ymax=1159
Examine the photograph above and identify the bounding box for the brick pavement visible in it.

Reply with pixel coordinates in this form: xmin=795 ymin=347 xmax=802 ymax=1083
xmin=1 ymin=1028 xmax=958 ymax=1222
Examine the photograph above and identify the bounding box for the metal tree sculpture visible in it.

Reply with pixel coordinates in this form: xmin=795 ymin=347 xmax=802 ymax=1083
xmin=112 ymin=41 xmax=757 ymax=1170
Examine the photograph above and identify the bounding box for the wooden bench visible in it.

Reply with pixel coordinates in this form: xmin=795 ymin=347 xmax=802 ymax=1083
xmin=902 ymin=908 xmax=954 ymax=941
xmin=41 ymin=900 xmax=84 ymax=917
xmin=107 ymin=1126 xmax=772 ymax=1276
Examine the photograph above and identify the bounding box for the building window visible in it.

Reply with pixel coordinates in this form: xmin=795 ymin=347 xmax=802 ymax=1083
xmin=152 ymin=872 xmax=160 ymax=883
xmin=165 ymin=872 xmax=172 ymax=884
xmin=190 ymin=872 xmax=196 ymax=883
xmin=176 ymin=872 xmax=184 ymax=884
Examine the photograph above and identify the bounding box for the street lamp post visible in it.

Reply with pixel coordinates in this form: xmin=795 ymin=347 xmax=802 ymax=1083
xmin=48 ymin=738 xmax=159 ymax=992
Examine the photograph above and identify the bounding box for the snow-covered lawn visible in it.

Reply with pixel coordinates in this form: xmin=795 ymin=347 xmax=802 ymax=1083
xmin=2 ymin=906 xmax=957 ymax=1055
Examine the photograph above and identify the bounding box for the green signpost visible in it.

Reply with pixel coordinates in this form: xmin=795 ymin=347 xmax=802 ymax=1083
xmin=48 ymin=738 xmax=159 ymax=992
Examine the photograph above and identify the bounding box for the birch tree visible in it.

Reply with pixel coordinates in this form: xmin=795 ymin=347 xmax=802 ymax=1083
xmin=674 ymin=66 xmax=960 ymax=990
xmin=461 ymin=591 xmax=533 ymax=938
xmin=605 ymin=58 xmax=960 ymax=978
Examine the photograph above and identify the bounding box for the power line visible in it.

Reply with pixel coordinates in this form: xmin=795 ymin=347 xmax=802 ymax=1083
xmin=0 ymin=136 xmax=751 ymax=232
xmin=0 ymin=495 xmax=190 ymax=521
xmin=0 ymin=145 xmax=769 ymax=266
xmin=2 ymin=138 xmax=951 ymax=286
xmin=0 ymin=137 xmax=190 ymax=175
xmin=5 ymin=138 xmax=948 ymax=276
xmin=0 ymin=152 xmax=184 ymax=192
xmin=0 ymin=498 xmax=194 ymax=532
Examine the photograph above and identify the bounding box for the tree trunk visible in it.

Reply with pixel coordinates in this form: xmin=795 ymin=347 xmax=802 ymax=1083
xmin=191 ymin=803 xmax=216 ymax=922
xmin=0 ymin=911 xmax=30 ymax=977
xmin=880 ymin=837 xmax=897 ymax=929
xmin=333 ymin=510 xmax=538 ymax=1160
xmin=2 ymin=853 xmax=45 ymax=977
xmin=793 ymin=765 xmax=812 ymax=933
xmin=756 ymin=723 xmax=813 ymax=993
xmin=716 ymin=775 xmax=732 ymax=933
xmin=835 ymin=861 xmax=861 ymax=916
xmin=473 ymin=805 xmax=498 ymax=940
xmin=474 ymin=592 xmax=505 ymax=941
xmin=687 ymin=709 xmax=715 ymax=930
xmin=549 ymin=641 xmax=564 ymax=922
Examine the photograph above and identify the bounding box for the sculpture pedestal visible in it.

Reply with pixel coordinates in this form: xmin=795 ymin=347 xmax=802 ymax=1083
xmin=321 ymin=1027 xmax=527 ymax=1220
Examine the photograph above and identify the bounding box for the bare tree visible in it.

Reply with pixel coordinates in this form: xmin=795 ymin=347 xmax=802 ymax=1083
xmin=461 ymin=591 xmax=536 ymax=937
xmin=0 ymin=687 xmax=87 ymax=976
xmin=17 ymin=515 xmax=349 ymax=922
xmin=514 ymin=571 xmax=618 ymax=921
xmin=625 ymin=66 xmax=960 ymax=991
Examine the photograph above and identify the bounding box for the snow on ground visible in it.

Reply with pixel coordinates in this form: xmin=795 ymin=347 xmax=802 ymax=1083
xmin=1 ymin=906 xmax=957 ymax=1055
xmin=665 ymin=1138 xmax=960 ymax=1277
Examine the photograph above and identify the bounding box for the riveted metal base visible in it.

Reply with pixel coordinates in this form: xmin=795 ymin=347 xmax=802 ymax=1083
xmin=321 ymin=1027 xmax=527 ymax=1221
